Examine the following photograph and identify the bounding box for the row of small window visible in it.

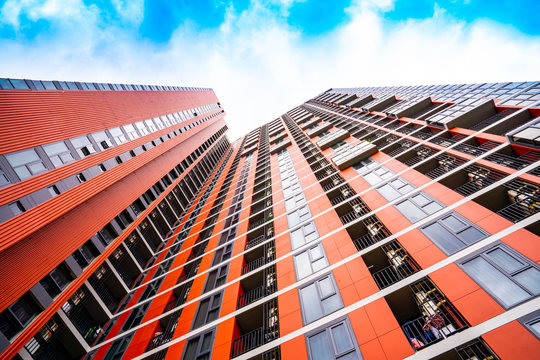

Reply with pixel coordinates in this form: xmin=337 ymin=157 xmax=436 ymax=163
xmin=0 ymin=138 xmax=227 ymax=352
xmin=354 ymin=159 xmax=444 ymax=223
xmin=0 ymin=78 xmax=212 ymax=92
xmin=0 ymin=115 xmax=225 ymax=225
xmin=0 ymin=102 xmax=221 ymax=185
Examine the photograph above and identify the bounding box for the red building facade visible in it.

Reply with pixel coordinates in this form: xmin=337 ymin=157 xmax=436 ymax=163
xmin=0 ymin=78 xmax=539 ymax=360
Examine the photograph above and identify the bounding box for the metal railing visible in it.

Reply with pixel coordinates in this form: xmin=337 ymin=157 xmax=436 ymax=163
xmin=231 ymin=327 xmax=264 ymax=358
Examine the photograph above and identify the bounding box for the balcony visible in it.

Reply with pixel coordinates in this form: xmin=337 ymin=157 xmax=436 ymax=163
xmin=270 ymin=139 xmax=291 ymax=154
xmin=237 ymin=265 xmax=277 ymax=309
xmin=386 ymin=278 xmax=468 ymax=352
xmin=485 ymin=145 xmax=540 ymax=170
xmin=401 ymin=146 xmax=436 ymax=167
xmin=424 ymin=155 xmax=467 ymax=179
xmin=61 ymin=286 xmax=108 ymax=344
xmin=231 ymin=299 xmax=279 ymax=358
xmin=438 ymin=164 xmax=507 ymax=197
xmin=328 ymin=184 xmax=356 ymax=206
xmin=433 ymin=338 xmax=499 ymax=360
xmin=88 ymin=264 xmax=127 ymax=313
xmin=336 ymin=198 xmax=371 ymax=225
xmin=108 ymin=247 xmax=141 ymax=288
xmin=473 ymin=179 xmax=540 ymax=223
xmin=331 ymin=141 xmax=378 ymax=170
xmin=345 ymin=216 xmax=391 ymax=251
xmin=363 ymin=241 xmax=420 ymax=289
xmin=242 ymin=241 xmax=276 ymax=275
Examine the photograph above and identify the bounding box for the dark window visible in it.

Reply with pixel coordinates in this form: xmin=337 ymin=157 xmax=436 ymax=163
xmin=0 ymin=294 xmax=41 ymax=340
xmin=9 ymin=201 xmax=26 ymax=216
xmin=192 ymin=292 xmax=222 ymax=330
xmin=203 ymin=265 xmax=228 ymax=293
xmin=181 ymin=328 xmax=216 ymax=360
xmin=39 ymin=263 xmax=74 ymax=298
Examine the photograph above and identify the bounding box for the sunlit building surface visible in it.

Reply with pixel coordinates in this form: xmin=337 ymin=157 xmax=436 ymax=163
xmin=0 ymin=78 xmax=539 ymax=360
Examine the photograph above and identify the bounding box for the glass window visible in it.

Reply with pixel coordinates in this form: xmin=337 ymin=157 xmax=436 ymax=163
xmin=290 ymin=221 xmax=319 ymax=250
xmin=123 ymin=124 xmax=139 ymax=140
xmin=294 ymin=243 xmax=329 ymax=280
xmin=0 ymin=169 xmax=11 ymax=187
xmin=43 ymin=141 xmax=75 ymax=168
xmin=395 ymin=200 xmax=426 ymax=223
xmin=5 ymin=148 xmax=47 ymax=180
xmin=192 ymin=293 xmax=222 ymax=330
xmin=181 ymin=328 xmax=215 ymax=360
xmin=461 ymin=244 xmax=540 ymax=308
xmin=306 ymin=319 xmax=362 ymax=360
xmin=299 ymin=274 xmax=343 ymax=324
xmin=70 ymin=135 xmax=96 ymax=157
xmin=421 ymin=212 xmax=488 ymax=254
xmin=109 ymin=127 xmax=127 ymax=144
xmin=92 ymin=131 xmax=113 ymax=150
xmin=288 ymin=205 xmax=312 ymax=228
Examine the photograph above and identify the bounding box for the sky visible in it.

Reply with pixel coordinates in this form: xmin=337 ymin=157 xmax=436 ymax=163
xmin=1 ymin=0 xmax=539 ymax=140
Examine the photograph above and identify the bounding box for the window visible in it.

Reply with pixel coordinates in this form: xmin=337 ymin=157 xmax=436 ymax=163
xmin=123 ymin=124 xmax=139 ymax=140
xmin=362 ymin=166 xmax=393 ymax=186
xmin=109 ymin=127 xmax=127 ymax=144
xmin=299 ymin=274 xmax=343 ymax=324
xmin=376 ymin=177 xmax=416 ymax=201
xmin=306 ymin=318 xmax=363 ymax=360
xmin=290 ymin=222 xmax=319 ymax=249
xmin=39 ymin=263 xmax=73 ymax=298
xmin=352 ymin=158 xmax=377 ymax=174
xmin=395 ymin=192 xmax=443 ymax=223
xmin=48 ymin=185 xmax=60 ymax=197
xmin=76 ymin=173 xmax=87 ymax=183
xmin=182 ymin=329 xmax=215 ymax=360
xmin=92 ymin=131 xmax=113 ymax=150
xmin=192 ymin=292 xmax=222 ymax=329
xmin=460 ymin=244 xmax=540 ymax=308
xmin=42 ymin=141 xmax=75 ymax=168
xmin=294 ymin=243 xmax=329 ymax=280
xmin=285 ymin=193 xmax=306 ymax=211
xmin=203 ymin=265 xmax=228 ymax=293
xmin=9 ymin=201 xmax=25 ymax=216
xmin=5 ymin=148 xmax=47 ymax=180
xmin=287 ymin=205 xmax=312 ymax=227
xmin=421 ymin=212 xmax=487 ymax=254
xmin=0 ymin=168 xmax=11 ymax=187
xmin=135 ymin=121 xmax=149 ymax=136
xmin=70 ymin=135 xmax=96 ymax=158
xmin=0 ymin=293 xmax=41 ymax=340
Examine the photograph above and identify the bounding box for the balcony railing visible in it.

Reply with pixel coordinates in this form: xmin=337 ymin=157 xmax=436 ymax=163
xmin=454 ymin=165 xmax=507 ymax=197
xmin=352 ymin=229 xmax=389 ymax=251
xmin=231 ymin=327 xmax=264 ymax=358
xmin=237 ymin=286 xmax=266 ymax=309
xmin=372 ymin=260 xmax=419 ymax=289
xmin=242 ymin=257 xmax=266 ymax=275
xmin=245 ymin=235 xmax=269 ymax=250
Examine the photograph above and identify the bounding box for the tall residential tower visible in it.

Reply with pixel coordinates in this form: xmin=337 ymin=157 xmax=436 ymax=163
xmin=0 ymin=79 xmax=539 ymax=360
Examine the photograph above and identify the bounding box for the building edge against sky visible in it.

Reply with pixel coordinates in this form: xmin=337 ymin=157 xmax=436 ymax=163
xmin=0 ymin=78 xmax=539 ymax=360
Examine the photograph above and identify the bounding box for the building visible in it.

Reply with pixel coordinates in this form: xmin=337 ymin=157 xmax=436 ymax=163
xmin=0 ymin=78 xmax=539 ymax=360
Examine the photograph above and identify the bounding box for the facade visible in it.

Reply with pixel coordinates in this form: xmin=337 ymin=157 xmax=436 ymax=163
xmin=0 ymin=78 xmax=539 ymax=360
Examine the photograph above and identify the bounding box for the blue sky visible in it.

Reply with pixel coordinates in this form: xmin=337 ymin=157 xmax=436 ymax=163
xmin=1 ymin=0 xmax=539 ymax=138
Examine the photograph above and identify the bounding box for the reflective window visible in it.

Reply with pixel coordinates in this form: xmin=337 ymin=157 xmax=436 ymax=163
xmin=307 ymin=319 xmax=363 ymax=360
xmin=43 ymin=141 xmax=75 ymax=168
xmin=287 ymin=205 xmax=312 ymax=227
xmin=294 ymin=243 xmax=329 ymax=280
xmin=461 ymin=244 xmax=540 ymax=308
xmin=109 ymin=127 xmax=127 ymax=144
xmin=299 ymin=274 xmax=343 ymax=324
xmin=5 ymin=148 xmax=47 ymax=180
xmin=421 ymin=212 xmax=487 ymax=254
xmin=290 ymin=222 xmax=319 ymax=249
xmin=70 ymin=135 xmax=96 ymax=157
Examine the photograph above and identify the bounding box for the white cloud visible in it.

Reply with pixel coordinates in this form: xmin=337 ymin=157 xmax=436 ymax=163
xmin=1 ymin=0 xmax=539 ymax=139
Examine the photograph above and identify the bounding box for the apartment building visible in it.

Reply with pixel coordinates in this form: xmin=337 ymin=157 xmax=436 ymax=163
xmin=0 ymin=78 xmax=539 ymax=360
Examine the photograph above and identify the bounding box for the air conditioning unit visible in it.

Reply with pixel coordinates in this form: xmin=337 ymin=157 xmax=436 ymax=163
xmin=508 ymin=189 xmax=527 ymax=203
xmin=367 ymin=223 xmax=380 ymax=236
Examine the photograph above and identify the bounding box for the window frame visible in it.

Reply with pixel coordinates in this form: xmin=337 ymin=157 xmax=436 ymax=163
xmin=458 ymin=242 xmax=540 ymax=309
xmin=305 ymin=316 xmax=363 ymax=360
xmin=294 ymin=243 xmax=330 ymax=280
xmin=298 ymin=273 xmax=344 ymax=325
xmin=420 ymin=211 xmax=488 ymax=255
